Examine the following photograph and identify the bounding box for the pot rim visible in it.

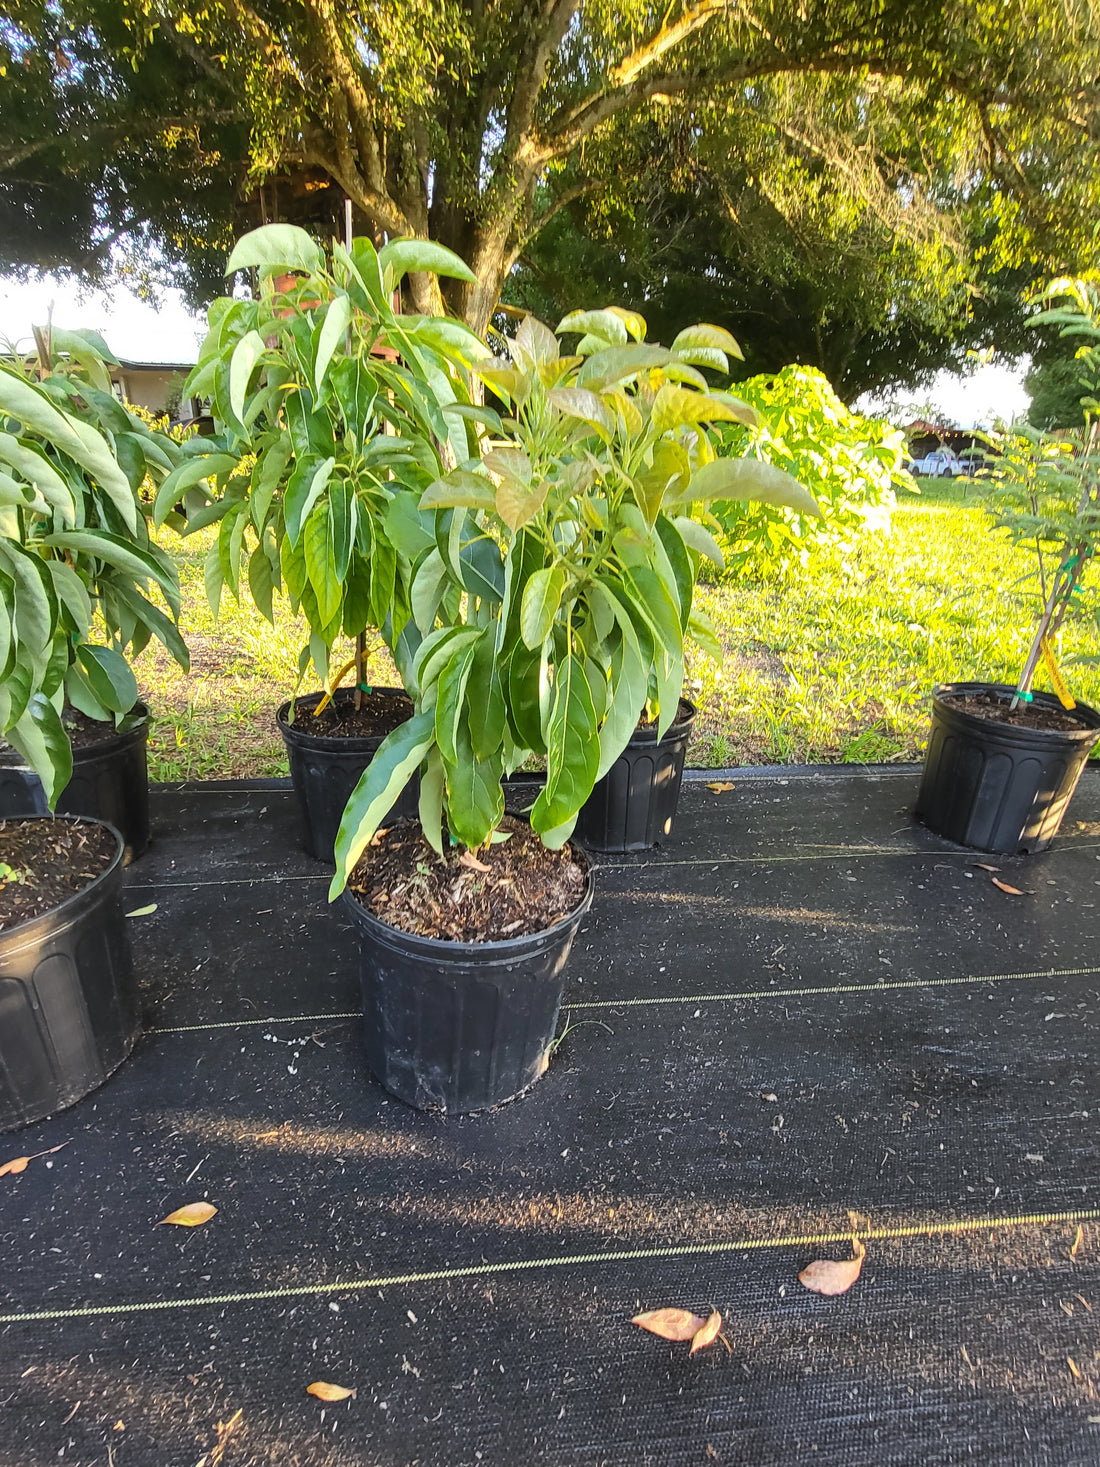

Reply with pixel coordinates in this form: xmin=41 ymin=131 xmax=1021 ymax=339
xmin=931 ymin=681 xmax=1100 ymax=743
xmin=0 ymin=814 xmax=124 ymax=951
xmin=627 ymin=696 xmax=698 ymax=746
xmin=342 ymin=840 xmax=595 ymax=957
xmin=276 ymin=687 xmax=413 ymax=750
xmin=0 ymin=702 xmax=149 ymax=771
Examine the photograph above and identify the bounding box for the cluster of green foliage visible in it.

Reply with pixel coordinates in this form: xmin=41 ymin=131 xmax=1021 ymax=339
xmin=164 ymin=225 xmax=489 ymax=692
xmin=330 ymin=304 xmax=820 ymax=892
xmin=704 ymin=366 xmax=911 ymax=580
xmin=981 ymin=279 xmax=1100 ymax=697
xmin=0 ymin=328 xmax=188 ymax=800
xmin=1025 ymin=276 xmax=1100 ymax=430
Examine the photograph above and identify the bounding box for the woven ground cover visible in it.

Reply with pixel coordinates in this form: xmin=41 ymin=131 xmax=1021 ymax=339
xmin=1 ymin=767 xmax=1098 ymax=1466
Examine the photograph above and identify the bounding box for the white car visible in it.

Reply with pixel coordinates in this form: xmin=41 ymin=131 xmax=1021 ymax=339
xmin=907 ymin=447 xmax=962 ymax=478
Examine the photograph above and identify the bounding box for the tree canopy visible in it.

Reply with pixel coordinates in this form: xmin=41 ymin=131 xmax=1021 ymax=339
xmin=2 ymin=1 xmax=1098 ymax=387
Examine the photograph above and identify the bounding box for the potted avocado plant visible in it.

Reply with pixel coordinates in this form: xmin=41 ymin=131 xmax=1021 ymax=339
xmin=327 ymin=307 xmax=821 ymax=1114
xmin=168 ymin=224 xmax=491 ymax=861
xmin=917 ymin=282 xmax=1100 ymax=853
xmin=0 ymin=325 xmax=190 ymax=861
xmin=0 ymin=327 xmax=184 ymax=1129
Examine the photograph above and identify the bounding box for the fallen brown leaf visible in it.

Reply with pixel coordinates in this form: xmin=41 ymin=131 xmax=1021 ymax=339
xmin=798 ymin=1237 xmax=866 ymax=1296
xmin=1068 ymin=1357 xmax=1082 ymax=1380
xmin=690 ymin=1310 xmax=723 ymax=1354
xmin=973 ymin=862 xmax=1000 ymax=872
xmin=632 ymin=1307 xmax=707 ymax=1341
xmin=159 ymin=1202 xmax=217 ymax=1227
xmin=306 ymin=1381 xmax=356 ymax=1401
xmin=459 ymin=850 xmax=491 ymax=873
xmin=0 ymin=1143 xmax=67 ymax=1178
xmin=991 ymin=877 xmax=1030 ymax=895
xmin=1071 ymin=1225 xmax=1084 ymax=1260
xmin=706 ymin=782 xmax=735 ymax=793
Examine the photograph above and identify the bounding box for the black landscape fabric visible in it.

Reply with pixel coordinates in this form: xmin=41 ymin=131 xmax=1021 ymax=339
xmin=1 ymin=767 xmax=1098 ymax=1467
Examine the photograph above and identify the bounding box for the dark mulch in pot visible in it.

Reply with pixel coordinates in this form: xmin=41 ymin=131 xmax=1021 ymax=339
xmin=0 ymin=707 xmax=140 ymax=758
xmin=286 ymin=689 xmax=414 ymax=739
xmin=947 ymin=690 xmax=1095 ymax=734
xmin=636 ymin=697 xmax=694 ymax=732
xmin=347 ymin=815 xmax=587 ymax=942
xmin=0 ymin=818 xmax=116 ymax=930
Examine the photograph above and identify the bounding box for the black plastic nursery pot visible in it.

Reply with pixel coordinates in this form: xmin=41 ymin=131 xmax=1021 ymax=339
xmin=0 ymin=817 xmax=139 ymax=1133
xmin=575 ymin=698 xmax=697 ymax=853
xmin=916 ymin=681 xmax=1100 ymax=855
xmin=342 ymin=855 xmax=595 ymax=1115
xmin=0 ymin=705 xmax=150 ymax=865
xmin=277 ymin=688 xmax=419 ymax=863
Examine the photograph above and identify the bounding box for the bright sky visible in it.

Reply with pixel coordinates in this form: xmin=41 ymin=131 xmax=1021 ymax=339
xmin=0 ymin=271 xmax=1032 ymax=428
xmin=0 ymin=273 xmax=207 ymax=364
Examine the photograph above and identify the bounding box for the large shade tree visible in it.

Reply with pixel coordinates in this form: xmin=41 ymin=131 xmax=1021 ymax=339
xmin=2 ymin=0 xmax=1098 ymax=350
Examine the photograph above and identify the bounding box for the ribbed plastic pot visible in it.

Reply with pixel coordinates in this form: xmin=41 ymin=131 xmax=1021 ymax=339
xmin=916 ymin=681 xmax=1100 ymax=854
xmin=277 ymin=689 xmax=418 ymax=862
xmin=342 ymin=856 xmax=594 ymax=1114
xmin=0 ymin=817 xmax=139 ymax=1133
xmin=576 ymin=700 xmax=697 ymax=853
xmin=0 ymin=705 xmax=150 ymax=865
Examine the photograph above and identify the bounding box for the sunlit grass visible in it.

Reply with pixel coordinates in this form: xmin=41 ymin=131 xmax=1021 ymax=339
xmin=135 ymin=483 xmax=1100 ymax=781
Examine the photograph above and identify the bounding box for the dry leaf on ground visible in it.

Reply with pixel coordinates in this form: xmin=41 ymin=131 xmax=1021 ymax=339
xmin=632 ymin=1307 xmax=707 ymax=1341
xmin=306 ymin=1381 xmax=356 ymax=1401
xmin=1071 ymin=1225 xmax=1084 ymax=1260
xmin=798 ymin=1237 xmax=866 ymax=1296
xmin=992 ymin=878 xmax=1031 ymax=895
xmin=125 ymin=903 xmax=158 ymax=918
xmin=0 ymin=1143 xmax=67 ymax=1178
xmin=159 ymin=1202 xmax=217 ymax=1227
xmin=706 ymin=782 xmax=735 ymax=793
xmin=973 ymin=862 xmax=1000 ymax=872
xmin=690 ymin=1310 xmax=724 ymax=1354
xmin=459 ymin=851 xmax=491 ymax=873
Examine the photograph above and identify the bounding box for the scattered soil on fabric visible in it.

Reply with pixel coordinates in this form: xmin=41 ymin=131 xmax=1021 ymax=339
xmin=286 ymin=688 xmax=414 ymax=740
xmin=347 ymin=816 xmax=588 ymax=942
xmin=0 ymin=819 xmax=116 ymax=930
xmin=947 ymin=690 xmax=1097 ymax=735
xmin=637 ymin=698 xmax=696 ymax=733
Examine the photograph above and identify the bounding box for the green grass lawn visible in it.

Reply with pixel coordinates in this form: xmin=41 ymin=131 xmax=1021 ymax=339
xmin=137 ymin=480 xmax=1100 ymax=781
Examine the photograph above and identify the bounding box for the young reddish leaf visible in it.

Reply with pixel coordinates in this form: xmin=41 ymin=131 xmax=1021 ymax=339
xmin=459 ymin=850 xmax=491 ymax=873
xmin=706 ymin=781 xmax=734 ymax=792
xmin=632 ymin=1307 xmax=707 ymax=1341
xmin=992 ymin=878 xmax=1031 ymax=896
xmin=798 ymin=1237 xmax=866 ymax=1296
xmin=159 ymin=1201 xmax=217 ymax=1227
xmin=690 ymin=1310 xmax=723 ymax=1354
xmin=0 ymin=1143 xmax=67 ymax=1178
xmin=306 ymin=1381 xmax=356 ymax=1401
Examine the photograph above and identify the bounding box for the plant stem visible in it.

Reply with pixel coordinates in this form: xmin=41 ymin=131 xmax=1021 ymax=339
xmin=354 ymin=630 xmax=367 ymax=712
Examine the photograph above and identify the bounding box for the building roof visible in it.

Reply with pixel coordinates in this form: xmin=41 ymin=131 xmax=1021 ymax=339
xmin=113 ymin=360 xmax=195 ymax=373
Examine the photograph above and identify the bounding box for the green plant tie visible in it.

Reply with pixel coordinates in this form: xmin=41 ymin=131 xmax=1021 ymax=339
xmin=1014 ymin=689 xmax=1034 ymax=702
xmin=358 ymin=682 xmax=373 ymax=693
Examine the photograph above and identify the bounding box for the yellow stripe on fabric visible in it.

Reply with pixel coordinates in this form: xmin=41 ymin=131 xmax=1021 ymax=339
xmin=1 ymin=1208 xmax=1095 ymax=1326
